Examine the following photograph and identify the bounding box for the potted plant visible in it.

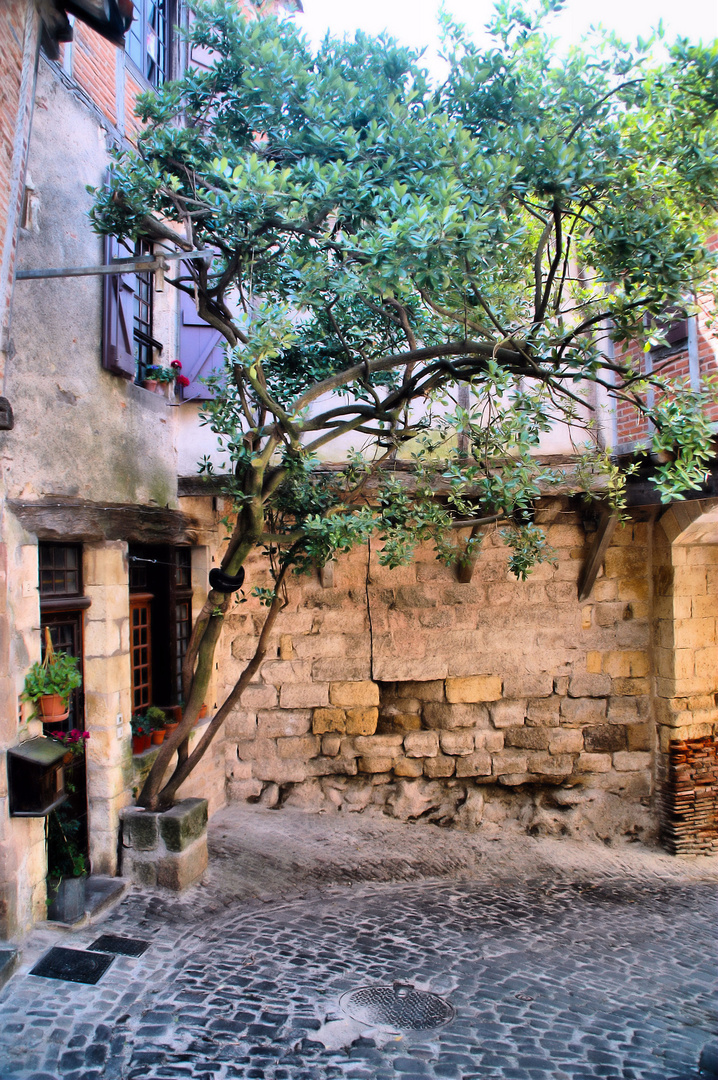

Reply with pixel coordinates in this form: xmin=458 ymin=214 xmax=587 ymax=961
xmin=142 ymin=364 xmax=174 ymax=391
xmin=22 ymin=630 xmax=82 ymax=724
xmin=51 ymin=728 xmax=90 ymax=764
xmin=46 ymin=806 xmax=88 ymax=923
xmin=171 ymin=360 xmax=190 ymax=396
xmin=130 ymin=713 xmax=151 ymax=754
xmin=147 ymin=705 xmax=168 ymax=745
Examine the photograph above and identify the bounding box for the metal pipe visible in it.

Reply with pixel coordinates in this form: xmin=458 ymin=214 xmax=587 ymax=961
xmin=15 ymin=248 xmax=214 ymax=280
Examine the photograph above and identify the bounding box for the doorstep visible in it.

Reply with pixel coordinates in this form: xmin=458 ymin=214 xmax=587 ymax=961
xmin=43 ymin=875 xmax=127 ymax=931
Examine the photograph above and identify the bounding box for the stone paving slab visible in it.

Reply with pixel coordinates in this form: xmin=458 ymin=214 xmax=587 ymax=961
xmin=1 ymin=805 xmax=717 ymax=1080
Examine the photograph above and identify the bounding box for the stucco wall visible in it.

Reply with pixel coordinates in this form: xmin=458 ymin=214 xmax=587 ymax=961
xmin=5 ymin=59 xmax=179 ymax=509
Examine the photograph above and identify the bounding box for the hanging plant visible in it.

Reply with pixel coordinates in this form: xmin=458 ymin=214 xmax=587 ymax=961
xmin=22 ymin=629 xmax=82 ymax=723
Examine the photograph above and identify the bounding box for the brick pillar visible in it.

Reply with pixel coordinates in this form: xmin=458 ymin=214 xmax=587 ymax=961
xmin=83 ymin=541 xmax=133 ymax=875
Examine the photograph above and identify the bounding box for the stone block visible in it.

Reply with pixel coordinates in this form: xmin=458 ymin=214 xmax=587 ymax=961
xmin=358 ymin=755 xmax=394 ymax=774
xmin=568 ymin=674 xmax=612 ymax=698
xmin=560 ymin=697 xmax=606 ymax=726
xmin=574 ymin=753 xmax=612 ymax=773
xmin=253 ymin=760 xmax=309 ymax=783
xmin=257 ymin=709 xmax=311 ymax=737
xmin=613 ymin=751 xmax=651 ymax=771
xmin=455 ymin=751 xmax=492 ymax=777
xmin=381 ymin=711 xmax=422 ymax=733
xmin=236 ymin=736 xmax=277 ymax=762
xmin=322 ymin=735 xmax=342 ymax=757
xmin=312 ymin=658 xmax=372 ymax=681
xmin=393 ymin=757 xmax=424 ymax=778
xmin=492 ymin=750 xmax=529 ymax=776
xmin=626 ymin=723 xmax=652 ymax=751
xmin=606 ymin=697 xmax=647 ymax=724
xmin=489 ymin=699 xmax=527 ymax=728
xmin=583 ymin=725 xmax=627 ymax=754
xmin=312 ymin=708 xmax=346 ymax=735
xmin=611 ymin=676 xmax=650 ymax=696
xmin=601 ymin=650 xmax=649 ymax=678
xmin=548 ymin=729 xmax=584 ymax=754
xmin=353 ymin=735 xmax=403 ymax=755
xmin=330 ymin=681 xmax=380 ymax=707
xmin=225 ymin=709 xmax=257 ymax=739
xmin=395 ymin=680 xmax=445 ymax=701
xmin=261 ymin=660 xmax=313 ymax=685
xmin=424 ymin=702 xmax=490 ymax=731
xmin=505 ymin=726 xmax=549 ymax=750
xmin=475 ymin=730 xmax=505 ymax=751
xmin=277 ymin=735 xmax=320 ymax=759
xmin=158 ymin=799 xmax=208 ymax=854
xmin=239 ymin=684 xmax=278 ymax=710
xmin=424 ymin=754 xmax=456 ymax=778
xmin=404 ymin=731 xmax=440 ymax=758
xmin=446 ymin=676 xmax=502 ymax=702
xmin=439 ymin=731 xmax=474 ymax=756
xmin=280 ymin=683 xmax=329 ymax=709
xmin=122 ymin=808 xmax=159 ymax=851
xmin=526 ymin=697 xmax=561 ymax=726
xmin=228 ymin=779 xmax=264 ymax=801
xmin=156 ymin=837 xmax=208 ymax=891
xmin=502 ymin=674 xmax=554 ymax=698
xmin=345 ymin=708 xmax=379 ymax=736
xmin=527 ymin=752 xmax=574 ymax=777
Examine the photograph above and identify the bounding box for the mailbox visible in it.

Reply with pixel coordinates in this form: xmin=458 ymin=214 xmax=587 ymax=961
xmin=7 ymin=738 xmax=67 ymax=816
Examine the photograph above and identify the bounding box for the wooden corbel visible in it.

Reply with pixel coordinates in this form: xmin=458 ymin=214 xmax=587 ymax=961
xmin=319 ymin=559 xmax=335 ymax=588
xmin=577 ymin=507 xmax=618 ymax=601
xmin=454 ymin=524 xmax=482 ymax=583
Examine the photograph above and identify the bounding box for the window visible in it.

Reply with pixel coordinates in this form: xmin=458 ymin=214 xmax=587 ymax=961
xmin=38 ymin=543 xmax=90 ymax=733
xmin=103 ymin=236 xmax=162 ymax=384
xmin=129 ymin=545 xmax=193 ymax=712
xmin=126 ymin=0 xmax=169 ymax=87
xmin=649 ymin=308 xmax=689 ymax=356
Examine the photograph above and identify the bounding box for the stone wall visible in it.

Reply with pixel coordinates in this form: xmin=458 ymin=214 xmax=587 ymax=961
xmin=213 ymin=500 xmax=674 ymax=842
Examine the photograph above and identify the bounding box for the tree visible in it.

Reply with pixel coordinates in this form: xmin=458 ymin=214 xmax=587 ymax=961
xmin=92 ymin=0 xmax=718 ymax=810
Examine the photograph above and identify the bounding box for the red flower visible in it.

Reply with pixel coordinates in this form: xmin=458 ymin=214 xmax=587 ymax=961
xmin=171 ymin=360 xmax=182 ymax=370
xmin=177 ymin=374 xmax=190 ymax=388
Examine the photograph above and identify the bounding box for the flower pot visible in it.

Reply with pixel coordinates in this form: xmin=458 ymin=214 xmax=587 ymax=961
xmin=151 ymin=729 xmax=165 ymax=745
xmin=198 ymin=703 xmax=208 ymax=719
xmin=39 ymin=694 xmax=70 ymax=723
xmin=47 ymin=875 xmax=86 ymax=924
xmin=164 ymin=722 xmax=179 ymax=738
xmin=132 ymin=733 xmax=151 ymax=754
xmin=142 ymin=378 xmax=159 ymax=392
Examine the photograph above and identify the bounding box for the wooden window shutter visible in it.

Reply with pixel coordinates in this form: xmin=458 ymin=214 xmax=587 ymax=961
xmin=102 ymin=234 xmax=137 ymax=379
xmin=178 ymin=289 xmax=224 ymax=400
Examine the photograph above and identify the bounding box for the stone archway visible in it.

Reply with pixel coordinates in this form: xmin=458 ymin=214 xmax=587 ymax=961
xmin=655 ymin=500 xmax=718 ymax=854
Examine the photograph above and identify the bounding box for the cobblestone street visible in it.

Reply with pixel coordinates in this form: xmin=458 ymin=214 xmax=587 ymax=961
xmin=1 ymin=806 xmax=716 ymax=1080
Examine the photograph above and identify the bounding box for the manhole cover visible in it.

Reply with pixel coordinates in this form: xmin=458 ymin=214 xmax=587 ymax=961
xmin=89 ymin=934 xmax=150 ymax=957
xmin=340 ymin=982 xmax=454 ymax=1031
xmin=30 ymin=946 xmax=114 ymax=985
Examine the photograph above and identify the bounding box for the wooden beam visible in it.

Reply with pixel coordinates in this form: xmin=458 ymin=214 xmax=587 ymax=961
xmin=577 ymin=509 xmax=618 ymax=602
xmin=8 ymin=499 xmax=198 ymax=546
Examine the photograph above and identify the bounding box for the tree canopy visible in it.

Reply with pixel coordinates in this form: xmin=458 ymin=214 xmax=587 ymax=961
xmin=92 ymin=0 xmax=718 ymax=807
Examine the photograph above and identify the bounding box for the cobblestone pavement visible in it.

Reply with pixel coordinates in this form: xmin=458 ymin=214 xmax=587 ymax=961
xmin=1 ymin=806 xmax=717 ymax=1080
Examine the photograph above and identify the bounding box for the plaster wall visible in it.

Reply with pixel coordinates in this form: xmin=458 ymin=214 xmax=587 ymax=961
xmin=5 ymin=59 xmax=178 ymax=510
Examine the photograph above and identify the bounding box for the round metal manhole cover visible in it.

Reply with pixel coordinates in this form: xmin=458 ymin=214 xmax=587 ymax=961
xmin=340 ymin=982 xmax=455 ymax=1031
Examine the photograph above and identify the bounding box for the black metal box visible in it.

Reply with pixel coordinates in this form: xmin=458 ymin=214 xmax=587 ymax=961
xmin=7 ymin=738 xmax=67 ymax=816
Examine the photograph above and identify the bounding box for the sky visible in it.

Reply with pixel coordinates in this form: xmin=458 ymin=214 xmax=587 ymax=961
xmin=297 ymin=0 xmax=718 ymax=68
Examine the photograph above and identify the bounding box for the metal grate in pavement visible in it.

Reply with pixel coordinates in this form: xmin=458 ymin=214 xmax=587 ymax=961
xmin=340 ymin=981 xmax=454 ymax=1031
xmin=30 ymin=946 xmax=114 ymax=985
xmin=89 ymin=934 xmax=150 ymax=957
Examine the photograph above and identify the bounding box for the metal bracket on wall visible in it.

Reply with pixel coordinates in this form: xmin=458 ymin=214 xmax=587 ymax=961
xmin=14 ymin=249 xmax=214 ymax=281
xmin=577 ymin=507 xmax=619 ymax=601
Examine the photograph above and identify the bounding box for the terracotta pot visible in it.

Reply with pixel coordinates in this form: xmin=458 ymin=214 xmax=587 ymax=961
xmin=142 ymin=378 xmax=159 ymax=392
xmin=198 ymin=703 xmax=208 ymax=719
xmin=164 ymin=722 xmax=179 ymax=737
xmin=151 ymin=729 xmax=165 ymax=745
xmin=132 ymin=733 xmax=151 ymax=754
xmin=39 ymin=694 xmax=70 ymax=723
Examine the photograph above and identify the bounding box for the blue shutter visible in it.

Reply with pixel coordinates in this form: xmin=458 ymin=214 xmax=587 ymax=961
xmin=178 ymin=289 xmax=224 ymax=400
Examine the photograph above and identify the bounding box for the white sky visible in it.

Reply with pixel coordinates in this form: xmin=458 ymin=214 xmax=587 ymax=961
xmin=297 ymin=0 xmax=718 ymax=68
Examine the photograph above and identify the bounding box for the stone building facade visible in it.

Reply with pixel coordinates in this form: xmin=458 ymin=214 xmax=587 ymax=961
xmin=0 ymin=0 xmax=716 ymax=947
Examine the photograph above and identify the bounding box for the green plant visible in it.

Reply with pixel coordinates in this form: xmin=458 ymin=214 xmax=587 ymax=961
xmin=145 ymin=706 xmax=168 ymax=731
xmin=145 ymin=364 xmax=175 ymax=383
xmin=47 ymin=807 xmax=88 ymax=881
xmin=130 ymin=714 xmax=150 ymax=737
xmin=22 ymin=635 xmax=81 ymax=706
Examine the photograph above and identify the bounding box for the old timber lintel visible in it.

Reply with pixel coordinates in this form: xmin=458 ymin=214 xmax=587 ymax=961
xmin=8 ymin=498 xmax=198 ymax=546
